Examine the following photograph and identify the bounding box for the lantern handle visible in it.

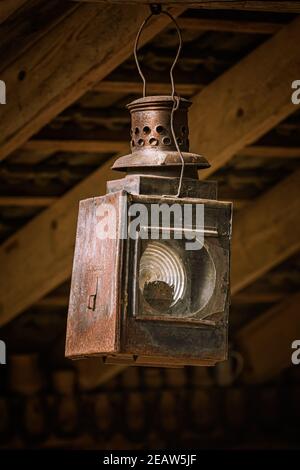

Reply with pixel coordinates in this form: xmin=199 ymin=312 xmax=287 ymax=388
xmin=133 ymin=7 xmax=182 ymax=99
xmin=134 ymin=7 xmax=185 ymax=197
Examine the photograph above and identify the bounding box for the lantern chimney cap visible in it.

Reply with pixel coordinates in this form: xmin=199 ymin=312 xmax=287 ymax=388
xmin=112 ymin=95 xmax=210 ymax=173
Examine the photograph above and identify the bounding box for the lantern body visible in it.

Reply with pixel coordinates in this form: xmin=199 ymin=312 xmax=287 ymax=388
xmin=65 ymin=96 xmax=232 ymax=367
xmin=66 ymin=175 xmax=232 ymax=367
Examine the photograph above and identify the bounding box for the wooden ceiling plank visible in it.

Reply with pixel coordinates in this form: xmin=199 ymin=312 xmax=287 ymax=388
xmin=23 ymin=139 xmax=129 ymax=154
xmin=94 ymin=80 xmax=201 ymax=95
xmin=237 ymin=146 xmax=300 ymax=159
xmin=231 ymin=169 xmax=300 ymax=295
xmin=189 ymin=16 xmax=300 ymax=178
xmin=0 ymin=196 xmax=57 ymax=207
xmin=233 ymin=291 xmax=285 ymax=304
xmin=178 ymin=17 xmax=283 ymax=35
xmin=71 ymin=1 xmax=300 ymax=14
xmin=0 ymin=4 xmax=185 ymax=162
xmin=0 ymin=1 xmax=79 ymax=74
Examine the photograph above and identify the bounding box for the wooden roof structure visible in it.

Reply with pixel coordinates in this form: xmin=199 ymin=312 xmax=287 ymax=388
xmin=0 ymin=0 xmax=300 ymax=448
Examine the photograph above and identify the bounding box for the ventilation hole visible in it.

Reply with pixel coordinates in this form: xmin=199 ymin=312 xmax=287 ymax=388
xmin=18 ymin=70 xmax=26 ymax=81
xmin=181 ymin=126 xmax=187 ymax=134
xmin=143 ymin=126 xmax=151 ymax=134
xmin=137 ymin=138 xmax=144 ymax=146
xmin=156 ymin=125 xmax=164 ymax=134
xmin=177 ymin=138 xmax=183 ymax=145
xmin=149 ymin=137 xmax=158 ymax=146
xmin=131 ymin=139 xmax=135 ymax=147
xmin=135 ymin=127 xmax=139 ymax=135
xmin=236 ymin=108 xmax=244 ymax=118
xmin=162 ymin=136 xmax=171 ymax=145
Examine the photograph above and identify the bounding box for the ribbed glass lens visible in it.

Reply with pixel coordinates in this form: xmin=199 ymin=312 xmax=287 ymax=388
xmin=139 ymin=241 xmax=187 ymax=311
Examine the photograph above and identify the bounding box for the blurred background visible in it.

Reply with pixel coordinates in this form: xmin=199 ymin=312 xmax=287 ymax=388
xmin=0 ymin=1 xmax=300 ymax=449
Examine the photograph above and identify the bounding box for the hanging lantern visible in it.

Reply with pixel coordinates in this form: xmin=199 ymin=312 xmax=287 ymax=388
xmin=65 ymin=9 xmax=232 ymax=367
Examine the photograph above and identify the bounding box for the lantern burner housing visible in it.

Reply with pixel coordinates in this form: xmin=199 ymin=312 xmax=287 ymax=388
xmin=113 ymin=95 xmax=209 ymax=174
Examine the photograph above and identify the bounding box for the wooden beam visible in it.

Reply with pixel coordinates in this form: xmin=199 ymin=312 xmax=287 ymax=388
xmin=94 ymin=80 xmax=202 ymax=96
xmin=189 ymin=16 xmax=300 ymax=178
xmin=237 ymin=292 xmax=300 ymax=383
xmin=231 ymin=169 xmax=300 ymax=295
xmin=0 ymin=4 xmax=184 ymax=162
xmin=0 ymin=196 xmax=56 ymax=207
xmin=178 ymin=17 xmax=283 ymax=35
xmin=236 ymin=146 xmax=300 ymax=159
xmin=233 ymin=291 xmax=285 ymax=305
xmin=0 ymin=0 xmax=28 ymax=24
xmin=0 ymin=1 xmax=79 ymax=73
xmin=23 ymin=139 xmax=129 ymax=154
xmin=72 ymin=1 xmax=300 ymax=14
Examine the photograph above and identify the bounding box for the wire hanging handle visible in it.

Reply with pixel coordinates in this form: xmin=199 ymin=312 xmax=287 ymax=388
xmin=134 ymin=6 xmax=185 ymax=197
xmin=133 ymin=5 xmax=182 ymax=99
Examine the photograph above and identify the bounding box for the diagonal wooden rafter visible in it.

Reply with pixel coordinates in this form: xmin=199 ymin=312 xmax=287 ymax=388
xmin=0 ymin=0 xmax=28 ymax=24
xmin=0 ymin=3 xmax=185 ymax=162
xmin=189 ymin=15 xmax=300 ymax=178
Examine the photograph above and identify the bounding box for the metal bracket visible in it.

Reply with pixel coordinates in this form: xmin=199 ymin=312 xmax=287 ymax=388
xmin=150 ymin=4 xmax=162 ymax=15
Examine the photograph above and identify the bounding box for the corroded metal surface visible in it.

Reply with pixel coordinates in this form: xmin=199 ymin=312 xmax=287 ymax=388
xmin=66 ymin=93 xmax=232 ymax=367
xmin=65 ymin=191 xmax=125 ymax=358
xmin=112 ymin=96 xmax=210 ymax=171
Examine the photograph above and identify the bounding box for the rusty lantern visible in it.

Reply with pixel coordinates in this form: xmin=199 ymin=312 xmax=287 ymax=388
xmin=65 ymin=10 xmax=232 ymax=368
